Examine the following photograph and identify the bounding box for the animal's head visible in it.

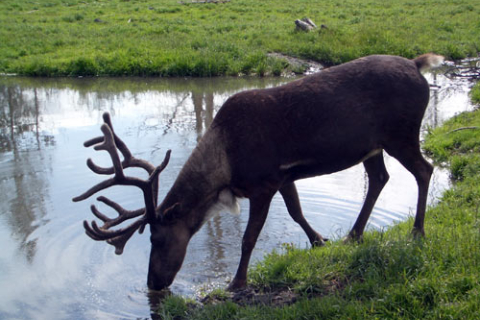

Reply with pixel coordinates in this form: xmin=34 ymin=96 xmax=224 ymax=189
xmin=73 ymin=112 xmax=190 ymax=291
xmin=146 ymin=218 xmax=190 ymax=289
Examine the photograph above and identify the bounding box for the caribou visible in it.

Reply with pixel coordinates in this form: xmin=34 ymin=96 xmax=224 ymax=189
xmin=73 ymin=54 xmax=443 ymax=290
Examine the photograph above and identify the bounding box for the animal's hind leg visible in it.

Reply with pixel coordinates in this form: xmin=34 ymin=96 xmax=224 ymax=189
xmin=279 ymin=182 xmax=326 ymax=247
xmin=385 ymin=144 xmax=433 ymax=237
xmin=346 ymin=152 xmax=390 ymax=241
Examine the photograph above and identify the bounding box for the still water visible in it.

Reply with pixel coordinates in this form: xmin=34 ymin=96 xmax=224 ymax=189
xmin=0 ymin=71 xmax=475 ymax=319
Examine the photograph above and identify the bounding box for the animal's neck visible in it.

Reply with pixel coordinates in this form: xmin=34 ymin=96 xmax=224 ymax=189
xmin=159 ymin=129 xmax=232 ymax=232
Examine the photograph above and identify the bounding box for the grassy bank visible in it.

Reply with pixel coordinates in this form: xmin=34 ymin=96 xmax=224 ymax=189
xmin=1 ymin=0 xmax=479 ymax=76
xmin=155 ymin=87 xmax=480 ymax=318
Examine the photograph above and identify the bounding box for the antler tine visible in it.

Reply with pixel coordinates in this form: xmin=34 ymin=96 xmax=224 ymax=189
xmin=95 ymin=124 xmax=125 ymax=178
xmin=85 ymin=113 xmax=156 ymax=176
xmin=102 ymin=112 xmax=155 ymax=175
xmin=84 ymin=113 xmax=133 ymax=159
xmin=73 ymin=177 xmax=118 ymax=202
xmin=83 ymin=197 xmax=148 ymax=254
xmin=84 ymin=136 xmax=104 ymax=148
xmin=72 ymin=124 xmax=152 ymax=202
xmin=102 ymin=112 xmax=134 ymax=163
xmin=147 ymin=149 xmax=171 ymax=215
xmin=149 ymin=150 xmax=172 ymax=184
xmin=85 ymin=148 xmax=158 ymax=176
xmin=95 ymin=196 xmax=145 ymax=229
xmin=83 ymin=218 xmax=145 ymax=255
xmin=86 ymin=158 xmax=113 ymax=175
xmin=107 ymin=229 xmax=140 ymax=255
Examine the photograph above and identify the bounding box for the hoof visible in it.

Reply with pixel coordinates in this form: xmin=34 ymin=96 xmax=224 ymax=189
xmin=227 ymin=279 xmax=246 ymax=292
xmin=411 ymin=228 xmax=425 ymax=239
xmin=312 ymin=237 xmax=328 ymax=247
xmin=342 ymin=233 xmax=363 ymax=244
xmin=311 ymin=232 xmax=328 ymax=247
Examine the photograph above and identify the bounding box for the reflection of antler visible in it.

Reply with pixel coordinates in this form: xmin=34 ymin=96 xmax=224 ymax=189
xmin=73 ymin=112 xmax=171 ymax=254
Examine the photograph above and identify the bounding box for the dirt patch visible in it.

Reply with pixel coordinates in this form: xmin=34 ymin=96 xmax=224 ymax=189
xmin=199 ymin=277 xmax=344 ymax=308
xmin=268 ymin=53 xmax=323 ymax=75
xmin=200 ymin=286 xmax=298 ymax=307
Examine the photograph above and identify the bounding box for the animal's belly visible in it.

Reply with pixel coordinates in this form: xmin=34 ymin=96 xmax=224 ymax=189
xmin=280 ymin=148 xmax=382 ymax=180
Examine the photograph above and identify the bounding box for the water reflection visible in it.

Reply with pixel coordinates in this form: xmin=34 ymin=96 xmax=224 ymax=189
xmin=0 ymin=72 xmax=476 ymax=319
xmin=0 ymin=84 xmax=55 ymax=266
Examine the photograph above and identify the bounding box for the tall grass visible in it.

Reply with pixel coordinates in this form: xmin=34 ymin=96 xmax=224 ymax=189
xmin=1 ymin=0 xmax=479 ymax=76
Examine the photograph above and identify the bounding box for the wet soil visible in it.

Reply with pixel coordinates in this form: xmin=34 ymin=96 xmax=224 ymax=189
xmin=200 ymin=286 xmax=298 ymax=307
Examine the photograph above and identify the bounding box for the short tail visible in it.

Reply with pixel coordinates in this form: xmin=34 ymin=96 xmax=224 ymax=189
xmin=413 ymin=53 xmax=445 ymax=71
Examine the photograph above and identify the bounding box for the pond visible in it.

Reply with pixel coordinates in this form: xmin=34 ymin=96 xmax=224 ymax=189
xmin=0 ymin=70 xmax=476 ymax=319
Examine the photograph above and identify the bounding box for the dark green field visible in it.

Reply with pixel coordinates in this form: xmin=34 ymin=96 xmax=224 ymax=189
xmin=1 ymin=0 xmax=479 ymax=76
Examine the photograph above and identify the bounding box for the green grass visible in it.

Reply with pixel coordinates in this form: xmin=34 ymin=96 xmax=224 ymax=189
xmin=155 ymin=86 xmax=480 ymax=318
xmin=1 ymin=0 xmax=479 ymax=76
xmin=471 ymin=81 xmax=480 ymax=105
xmin=423 ymin=105 xmax=480 ymax=164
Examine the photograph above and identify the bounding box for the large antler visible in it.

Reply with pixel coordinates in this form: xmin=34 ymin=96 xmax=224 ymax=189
xmin=73 ymin=112 xmax=171 ymax=254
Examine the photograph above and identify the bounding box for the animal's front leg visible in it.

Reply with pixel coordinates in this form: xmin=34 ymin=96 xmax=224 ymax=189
xmin=228 ymin=191 xmax=274 ymax=291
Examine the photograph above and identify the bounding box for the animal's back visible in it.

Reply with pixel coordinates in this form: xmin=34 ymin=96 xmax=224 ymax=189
xmin=209 ymin=55 xmax=432 ymax=192
xmin=214 ymin=55 xmax=429 ymax=137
